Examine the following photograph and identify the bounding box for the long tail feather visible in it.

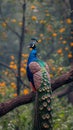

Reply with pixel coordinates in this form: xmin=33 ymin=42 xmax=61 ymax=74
xmin=33 ymin=70 xmax=52 ymax=130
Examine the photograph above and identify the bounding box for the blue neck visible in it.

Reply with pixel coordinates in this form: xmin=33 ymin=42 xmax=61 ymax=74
xmin=27 ymin=48 xmax=38 ymax=65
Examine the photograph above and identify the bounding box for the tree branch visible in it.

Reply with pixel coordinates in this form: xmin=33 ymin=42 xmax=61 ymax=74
xmin=0 ymin=62 xmax=16 ymax=75
xmin=54 ymin=85 xmax=73 ymax=98
xmin=0 ymin=68 xmax=73 ymax=117
xmin=17 ymin=1 xmax=26 ymax=95
xmin=0 ymin=61 xmax=28 ymax=88
xmin=0 ymin=92 xmax=35 ymax=117
xmin=52 ymin=69 xmax=73 ymax=91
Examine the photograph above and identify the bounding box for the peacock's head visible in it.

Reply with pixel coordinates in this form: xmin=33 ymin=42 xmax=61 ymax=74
xmin=29 ymin=38 xmax=38 ymax=50
xmin=29 ymin=43 xmax=36 ymax=49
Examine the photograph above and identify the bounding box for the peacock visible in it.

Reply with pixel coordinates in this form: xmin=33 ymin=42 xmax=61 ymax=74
xmin=26 ymin=38 xmax=52 ymax=130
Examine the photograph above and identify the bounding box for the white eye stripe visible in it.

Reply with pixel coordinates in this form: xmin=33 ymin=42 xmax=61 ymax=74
xmin=32 ymin=44 xmax=34 ymax=47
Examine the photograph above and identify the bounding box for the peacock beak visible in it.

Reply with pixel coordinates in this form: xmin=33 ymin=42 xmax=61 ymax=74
xmin=29 ymin=48 xmax=32 ymax=51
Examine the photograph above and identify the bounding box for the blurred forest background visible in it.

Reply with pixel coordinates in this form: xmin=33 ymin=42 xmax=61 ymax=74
xmin=0 ymin=0 xmax=73 ymax=130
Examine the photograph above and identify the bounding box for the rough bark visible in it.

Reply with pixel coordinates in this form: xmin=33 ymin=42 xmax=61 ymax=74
xmin=17 ymin=2 xmax=26 ymax=95
xmin=69 ymin=0 xmax=73 ymax=63
xmin=0 ymin=92 xmax=35 ymax=117
xmin=52 ymin=69 xmax=73 ymax=91
xmin=54 ymin=85 xmax=73 ymax=98
xmin=0 ymin=69 xmax=73 ymax=117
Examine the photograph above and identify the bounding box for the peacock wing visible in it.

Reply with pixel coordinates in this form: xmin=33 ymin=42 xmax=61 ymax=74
xmin=29 ymin=62 xmax=42 ymax=89
xmin=45 ymin=63 xmax=51 ymax=82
